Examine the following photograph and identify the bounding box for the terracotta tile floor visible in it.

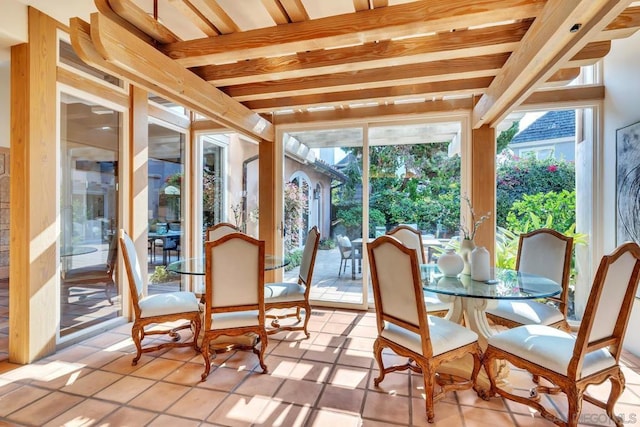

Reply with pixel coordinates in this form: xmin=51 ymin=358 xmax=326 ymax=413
xmin=0 ymin=308 xmax=639 ymax=426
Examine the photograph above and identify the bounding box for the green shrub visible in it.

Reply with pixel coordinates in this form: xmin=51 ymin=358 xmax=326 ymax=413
xmin=149 ymin=266 xmax=178 ymax=284
xmin=506 ymin=190 xmax=576 ymax=233
xmin=319 ymin=238 xmax=336 ymax=250
xmin=285 ymin=249 xmax=303 ymax=271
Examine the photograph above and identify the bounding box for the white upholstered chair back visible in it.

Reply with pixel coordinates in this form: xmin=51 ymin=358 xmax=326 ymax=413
xmin=119 ymin=230 xmax=144 ymax=302
xmin=584 ymin=244 xmax=640 ymax=345
xmin=206 ymin=222 xmax=240 ymax=241
xmin=387 ymin=225 xmax=426 ymax=264
xmin=517 ymin=229 xmax=572 ymax=287
xmin=368 ymin=236 xmax=429 ymax=348
xmin=206 ymin=232 xmax=264 ymax=309
xmin=572 ymin=242 xmax=640 ymax=372
xmin=299 ymin=227 xmax=320 ymax=285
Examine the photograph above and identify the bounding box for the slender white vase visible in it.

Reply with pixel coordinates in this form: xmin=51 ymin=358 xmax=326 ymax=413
xmin=460 ymin=238 xmax=475 ymax=275
xmin=471 ymin=246 xmax=491 ymax=281
xmin=437 ymin=249 xmax=464 ymax=277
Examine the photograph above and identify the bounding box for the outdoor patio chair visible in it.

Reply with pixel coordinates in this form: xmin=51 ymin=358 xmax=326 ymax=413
xmin=337 ymin=234 xmax=360 ymax=277
xmin=206 ymin=222 xmax=240 ymax=241
xmin=367 ymin=235 xmax=483 ymax=423
xmin=265 ymin=226 xmax=320 ymax=338
xmin=486 ymin=228 xmax=573 ymax=331
xmin=483 ymin=242 xmax=640 ymax=427
xmin=387 ymin=225 xmax=452 ymax=318
xmin=61 ymin=235 xmax=118 ymax=304
xmin=119 ymin=229 xmax=201 ymax=365
xmin=201 ymin=232 xmax=268 ymax=381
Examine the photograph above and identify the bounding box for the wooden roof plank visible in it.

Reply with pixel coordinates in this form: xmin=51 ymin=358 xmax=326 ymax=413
xmin=194 ymin=20 xmax=531 ymax=86
xmin=168 ymin=0 xmax=220 ymax=37
xmin=161 ymin=0 xmax=546 ymax=67
xmin=188 ymin=0 xmax=240 ymax=34
xmin=107 ymin=0 xmax=182 ymax=43
xmin=472 ymin=0 xmax=633 ymax=129
xmin=89 ymin=12 xmax=274 ymax=141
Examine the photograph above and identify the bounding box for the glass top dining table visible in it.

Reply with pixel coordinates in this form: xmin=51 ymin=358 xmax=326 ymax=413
xmin=421 ymin=265 xmax=562 ymax=300
xmin=167 ymin=255 xmax=290 ymax=275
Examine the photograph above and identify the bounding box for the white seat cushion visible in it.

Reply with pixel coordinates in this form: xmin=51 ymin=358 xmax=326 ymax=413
xmin=381 ymin=315 xmax=478 ymax=357
xmin=486 ymin=300 xmax=564 ymax=325
xmin=264 ymin=282 xmax=305 ymax=303
xmin=210 ymin=310 xmax=260 ymax=329
xmin=424 ymin=291 xmax=452 ymax=313
xmin=138 ymin=291 xmax=199 ymax=317
xmin=487 ymin=324 xmax=616 ymax=378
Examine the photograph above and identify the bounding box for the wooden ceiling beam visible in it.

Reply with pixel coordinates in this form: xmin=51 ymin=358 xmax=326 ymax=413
xmin=246 ymin=77 xmax=494 ymax=112
xmin=260 ymin=0 xmax=290 ymax=24
xmin=353 ymin=0 xmax=370 ymax=12
xmin=168 ymin=0 xmax=219 ymax=37
xmin=472 ymin=0 xmax=633 ymax=129
xmin=194 ymin=20 xmax=531 ymax=86
xmin=87 ymin=12 xmax=274 ymax=141
xmin=187 ymin=0 xmax=240 ymax=34
xmin=279 ymin=0 xmax=309 ymax=22
xmin=95 ymin=0 xmax=154 ymax=44
xmin=521 ymin=85 xmax=605 ymax=107
xmin=107 ymin=0 xmax=182 ymax=43
xmin=271 ymin=98 xmax=474 ymax=126
xmin=161 ymin=0 xmax=546 ymax=67
xmin=596 ymin=5 xmax=640 ymax=39
xmin=224 ymin=53 xmax=510 ymax=101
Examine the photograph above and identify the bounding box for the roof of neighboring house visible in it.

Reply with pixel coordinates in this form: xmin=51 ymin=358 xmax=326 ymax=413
xmin=511 ymin=110 xmax=575 ymax=144
xmin=311 ymin=158 xmax=348 ymax=182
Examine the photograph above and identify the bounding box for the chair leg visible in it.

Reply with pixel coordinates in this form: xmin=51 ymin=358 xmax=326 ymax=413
xmin=421 ymin=365 xmax=436 ymax=423
xmin=200 ymin=335 xmax=213 ymax=381
xmin=131 ymin=323 xmax=144 ymax=366
xmin=254 ymin=329 xmax=269 ymax=373
xmin=372 ymin=338 xmax=386 ymax=386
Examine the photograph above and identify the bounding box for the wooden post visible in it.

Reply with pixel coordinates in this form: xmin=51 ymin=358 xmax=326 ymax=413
xmin=470 ymin=124 xmax=496 ymax=262
xmin=9 ymin=8 xmax=59 ymax=363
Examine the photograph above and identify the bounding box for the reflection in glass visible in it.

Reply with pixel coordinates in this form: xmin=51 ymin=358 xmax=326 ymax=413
xmin=59 ymin=93 xmax=121 ymax=337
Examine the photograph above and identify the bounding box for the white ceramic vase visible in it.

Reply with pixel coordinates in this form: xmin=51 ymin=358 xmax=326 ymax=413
xmin=471 ymin=246 xmax=491 ymax=281
xmin=437 ymin=249 xmax=464 ymax=277
xmin=460 ymin=238 xmax=475 ymax=275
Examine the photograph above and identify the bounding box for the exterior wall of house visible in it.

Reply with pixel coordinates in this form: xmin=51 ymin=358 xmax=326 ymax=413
xmin=513 ymin=138 xmax=574 ymax=161
xmin=284 ymin=156 xmax=332 ymax=241
xmin=603 ymin=30 xmax=640 ymax=356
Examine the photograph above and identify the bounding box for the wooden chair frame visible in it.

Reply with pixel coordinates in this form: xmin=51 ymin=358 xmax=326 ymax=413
xmin=483 ymin=242 xmax=640 ymax=427
xmin=206 ymin=222 xmax=240 ymax=241
xmin=368 ymin=236 xmax=483 ymax=423
xmin=265 ymin=226 xmax=320 ymax=337
xmin=119 ymin=230 xmax=201 ymax=365
xmin=201 ymin=232 xmax=268 ymax=381
xmin=487 ymin=228 xmax=573 ymax=331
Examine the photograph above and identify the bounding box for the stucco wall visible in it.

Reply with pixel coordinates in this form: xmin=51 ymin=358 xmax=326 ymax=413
xmin=603 ymin=30 xmax=640 ymax=356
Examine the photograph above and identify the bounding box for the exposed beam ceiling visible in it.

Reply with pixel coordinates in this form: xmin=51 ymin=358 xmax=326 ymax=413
xmin=67 ymin=0 xmax=640 ymax=135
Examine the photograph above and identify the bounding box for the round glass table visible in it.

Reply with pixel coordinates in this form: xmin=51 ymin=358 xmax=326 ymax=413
xmin=421 ymin=266 xmax=562 ymax=389
xmin=167 ymin=255 xmax=290 ymax=275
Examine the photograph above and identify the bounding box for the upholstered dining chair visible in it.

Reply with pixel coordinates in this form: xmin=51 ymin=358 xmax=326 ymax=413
xmin=62 ymin=235 xmax=118 ymax=304
xmin=265 ymin=226 xmax=320 ymax=338
xmin=201 ymin=232 xmax=268 ymax=381
xmin=367 ymin=235 xmax=483 ymax=423
xmin=206 ymin=222 xmax=240 ymax=241
xmin=486 ymin=228 xmax=573 ymax=331
xmin=483 ymin=242 xmax=640 ymax=427
xmin=119 ymin=230 xmax=201 ymax=365
xmin=387 ymin=225 xmax=452 ymax=318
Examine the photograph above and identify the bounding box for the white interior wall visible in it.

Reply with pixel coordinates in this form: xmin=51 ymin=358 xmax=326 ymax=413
xmin=603 ymin=30 xmax=640 ymax=356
